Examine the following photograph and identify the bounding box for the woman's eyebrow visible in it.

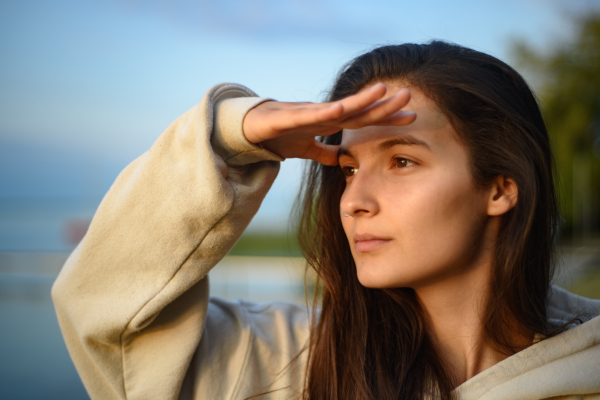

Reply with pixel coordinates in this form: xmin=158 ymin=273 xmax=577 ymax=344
xmin=337 ymin=147 xmax=354 ymax=159
xmin=374 ymin=136 xmax=431 ymax=154
xmin=338 ymin=135 xmax=431 ymax=160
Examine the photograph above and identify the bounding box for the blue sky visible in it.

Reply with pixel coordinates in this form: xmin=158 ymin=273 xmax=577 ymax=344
xmin=0 ymin=0 xmax=597 ymax=233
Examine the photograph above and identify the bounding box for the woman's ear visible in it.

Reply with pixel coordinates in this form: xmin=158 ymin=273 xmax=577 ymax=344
xmin=487 ymin=175 xmax=518 ymax=216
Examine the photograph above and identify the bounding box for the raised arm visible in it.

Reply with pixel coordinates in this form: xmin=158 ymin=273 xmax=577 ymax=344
xmin=52 ymin=83 xmax=285 ymax=399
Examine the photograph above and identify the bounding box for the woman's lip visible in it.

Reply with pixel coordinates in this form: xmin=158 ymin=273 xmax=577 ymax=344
xmin=355 ymin=239 xmax=391 ymax=252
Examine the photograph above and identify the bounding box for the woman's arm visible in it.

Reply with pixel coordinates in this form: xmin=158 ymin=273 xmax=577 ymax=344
xmin=52 ymin=83 xmax=282 ymax=400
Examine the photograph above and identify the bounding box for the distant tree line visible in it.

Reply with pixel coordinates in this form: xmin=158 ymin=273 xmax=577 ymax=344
xmin=513 ymin=13 xmax=600 ymax=241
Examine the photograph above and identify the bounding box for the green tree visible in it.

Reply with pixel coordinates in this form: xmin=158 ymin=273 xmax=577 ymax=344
xmin=512 ymin=13 xmax=600 ymax=241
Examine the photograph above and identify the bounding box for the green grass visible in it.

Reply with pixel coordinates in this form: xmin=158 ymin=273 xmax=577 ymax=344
xmin=228 ymin=232 xmax=302 ymax=257
xmin=566 ymin=268 xmax=600 ymax=300
xmin=229 ymin=233 xmax=600 ymax=301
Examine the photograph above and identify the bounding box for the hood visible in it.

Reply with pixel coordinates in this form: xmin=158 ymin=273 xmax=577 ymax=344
xmin=455 ymin=286 xmax=600 ymax=400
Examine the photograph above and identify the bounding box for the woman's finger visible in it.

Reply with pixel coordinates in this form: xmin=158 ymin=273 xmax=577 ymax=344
xmin=340 ymin=88 xmax=412 ymax=127
xmin=305 ymin=140 xmax=340 ymax=166
xmin=331 ymin=83 xmax=388 ymax=117
xmin=371 ymin=109 xmax=417 ymax=126
xmin=273 ymin=103 xmax=345 ymax=131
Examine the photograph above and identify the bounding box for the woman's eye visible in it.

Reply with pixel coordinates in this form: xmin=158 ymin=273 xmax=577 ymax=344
xmin=394 ymin=157 xmax=414 ymax=168
xmin=341 ymin=166 xmax=358 ymax=177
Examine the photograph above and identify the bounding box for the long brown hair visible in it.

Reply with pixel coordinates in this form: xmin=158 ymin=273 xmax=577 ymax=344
xmin=296 ymin=41 xmax=561 ymax=399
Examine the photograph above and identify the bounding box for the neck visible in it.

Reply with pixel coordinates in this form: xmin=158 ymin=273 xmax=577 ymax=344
xmin=412 ymin=221 xmax=525 ymax=387
xmin=416 ymin=264 xmax=505 ymax=387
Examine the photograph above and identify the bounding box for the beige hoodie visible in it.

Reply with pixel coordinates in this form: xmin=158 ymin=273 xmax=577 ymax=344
xmin=52 ymin=83 xmax=600 ymax=400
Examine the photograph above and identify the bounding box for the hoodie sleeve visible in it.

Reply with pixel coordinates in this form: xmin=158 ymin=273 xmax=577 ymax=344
xmin=51 ymin=83 xmax=284 ymax=400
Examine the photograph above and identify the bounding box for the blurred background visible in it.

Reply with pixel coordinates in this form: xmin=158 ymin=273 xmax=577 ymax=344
xmin=1 ymin=0 xmax=599 ymax=398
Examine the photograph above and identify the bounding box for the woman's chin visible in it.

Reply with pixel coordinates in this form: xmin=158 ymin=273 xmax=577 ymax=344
xmin=356 ymin=265 xmax=408 ymax=289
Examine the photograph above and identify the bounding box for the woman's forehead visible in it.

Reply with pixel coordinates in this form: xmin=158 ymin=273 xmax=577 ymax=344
xmin=340 ymin=87 xmax=454 ymax=151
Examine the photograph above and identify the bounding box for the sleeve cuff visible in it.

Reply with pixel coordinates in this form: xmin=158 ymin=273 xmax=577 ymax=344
xmin=210 ymin=85 xmax=285 ymax=166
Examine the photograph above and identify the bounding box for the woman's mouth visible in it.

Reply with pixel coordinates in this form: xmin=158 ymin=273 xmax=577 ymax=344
xmin=354 ymin=234 xmax=392 ymax=252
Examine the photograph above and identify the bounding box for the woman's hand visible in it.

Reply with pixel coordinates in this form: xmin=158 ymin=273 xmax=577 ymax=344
xmin=242 ymin=83 xmax=417 ymax=166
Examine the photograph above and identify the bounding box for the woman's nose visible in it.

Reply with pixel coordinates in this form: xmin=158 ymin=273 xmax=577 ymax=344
xmin=340 ymin=171 xmax=380 ymax=217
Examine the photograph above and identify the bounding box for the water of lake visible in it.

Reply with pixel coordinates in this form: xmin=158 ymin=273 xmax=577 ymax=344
xmin=0 ymin=252 xmax=307 ymax=399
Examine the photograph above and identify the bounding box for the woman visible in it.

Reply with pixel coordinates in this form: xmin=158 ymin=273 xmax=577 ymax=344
xmin=52 ymin=41 xmax=600 ymax=399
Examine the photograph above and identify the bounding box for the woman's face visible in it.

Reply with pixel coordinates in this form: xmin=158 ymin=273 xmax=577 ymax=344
xmin=339 ymin=84 xmax=494 ymax=290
